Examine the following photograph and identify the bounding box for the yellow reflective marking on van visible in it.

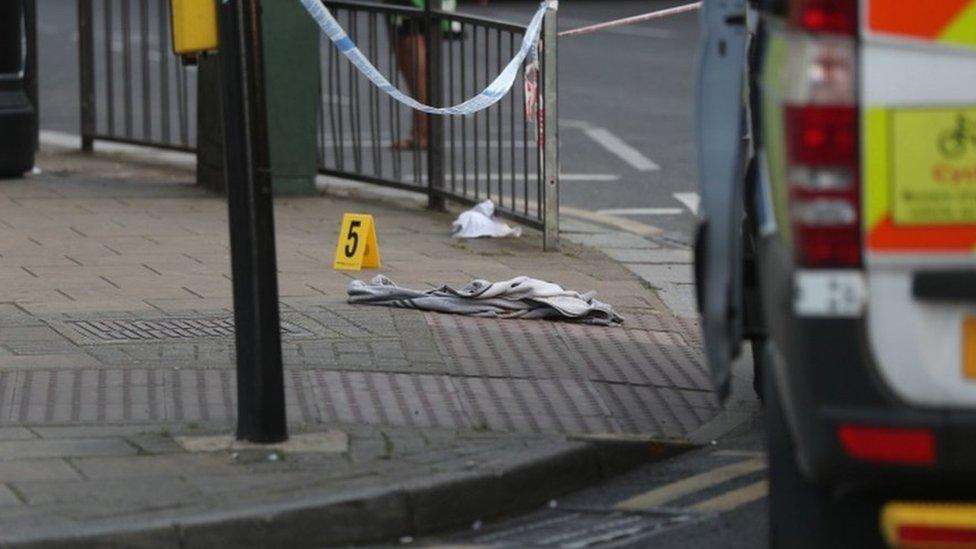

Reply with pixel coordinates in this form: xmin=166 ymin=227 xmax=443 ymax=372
xmin=864 ymin=107 xmax=976 ymax=252
xmin=881 ymin=502 xmax=976 ymax=548
xmin=864 ymin=107 xmax=890 ymax=233
xmin=940 ymin=2 xmax=976 ymax=49
xmin=964 ymin=316 xmax=976 ymax=380
xmin=890 ymin=108 xmax=976 ymax=226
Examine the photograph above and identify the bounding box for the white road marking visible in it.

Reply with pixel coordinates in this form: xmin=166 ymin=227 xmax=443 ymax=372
xmin=561 ymin=119 xmax=661 ymax=172
xmin=583 ymin=127 xmax=661 ymax=172
xmin=596 ymin=207 xmax=684 ymax=216
xmin=560 ymin=119 xmax=595 ymax=129
xmin=674 ymin=192 xmax=700 ymax=215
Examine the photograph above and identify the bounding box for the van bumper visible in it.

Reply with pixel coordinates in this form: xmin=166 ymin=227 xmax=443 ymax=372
xmin=759 ymin=235 xmax=976 ymax=495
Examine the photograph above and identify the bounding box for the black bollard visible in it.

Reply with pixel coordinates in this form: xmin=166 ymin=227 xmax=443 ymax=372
xmin=217 ymin=0 xmax=288 ymax=443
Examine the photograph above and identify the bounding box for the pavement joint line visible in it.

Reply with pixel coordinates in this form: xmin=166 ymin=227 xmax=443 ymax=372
xmin=173 ymin=431 xmax=349 ymax=454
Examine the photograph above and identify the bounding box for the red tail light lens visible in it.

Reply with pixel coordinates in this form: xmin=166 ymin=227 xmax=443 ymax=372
xmin=785 ymin=105 xmax=861 ymax=268
xmin=882 ymin=503 xmax=976 ymax=549
xmin=838 ymin=424 xmax=936 ymax=466
xmin=786 ymin=106 xmax=857 ymax=165
xmin=789 ymin=0 xmax=858 ymax=35
xmin=900 ymin=525 xmax=976 ymax=546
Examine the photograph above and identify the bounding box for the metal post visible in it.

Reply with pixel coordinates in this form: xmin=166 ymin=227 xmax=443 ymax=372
xmin=425 ymin=0 xmax=446 ymax=211
xmin=217 ymin=0 xmax=288 ymax=443
xmin=542 ymin=4 xmax=559 ymax=251
xmin=77 ymin=0 xmax=95 ymax=152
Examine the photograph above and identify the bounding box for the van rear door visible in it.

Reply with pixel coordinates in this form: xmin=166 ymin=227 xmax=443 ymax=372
xmin=695 ymin=0 xmax=750 ymax=399
xmin=862 ymin=0 xmax=976 ymax=408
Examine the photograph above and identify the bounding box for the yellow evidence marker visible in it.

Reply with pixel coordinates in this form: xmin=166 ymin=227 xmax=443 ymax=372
xmin=333 ymin=213 xmax=381 ymax=271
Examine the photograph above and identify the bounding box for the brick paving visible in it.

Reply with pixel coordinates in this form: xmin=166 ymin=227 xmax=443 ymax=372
xmin=0 ymin=146 xmax=752 ymax=545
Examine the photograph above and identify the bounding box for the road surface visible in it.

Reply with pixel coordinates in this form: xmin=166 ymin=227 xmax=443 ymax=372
xmin=427 ymin=417 xmax=768 ymax=548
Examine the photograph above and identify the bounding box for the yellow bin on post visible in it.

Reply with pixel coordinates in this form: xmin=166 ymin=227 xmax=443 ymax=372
xmin=170 ymin=0 xmax=219 ymax=56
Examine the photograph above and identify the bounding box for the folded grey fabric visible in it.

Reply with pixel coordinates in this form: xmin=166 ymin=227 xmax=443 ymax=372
xmin=348 ymin=275 xmax=624 ymax=326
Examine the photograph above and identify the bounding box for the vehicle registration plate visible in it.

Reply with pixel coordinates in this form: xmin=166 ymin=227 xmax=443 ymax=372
xmin=891 ymin=107 xmax=976 ymax=226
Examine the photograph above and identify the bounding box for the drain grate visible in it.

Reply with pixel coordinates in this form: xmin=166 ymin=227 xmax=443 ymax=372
xmin=67 ymin=317 xmax=315 ymax=343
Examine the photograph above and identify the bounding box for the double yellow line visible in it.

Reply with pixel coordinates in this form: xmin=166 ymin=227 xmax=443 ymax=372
xmin=615 ymin=451 xmax=768 ymax=513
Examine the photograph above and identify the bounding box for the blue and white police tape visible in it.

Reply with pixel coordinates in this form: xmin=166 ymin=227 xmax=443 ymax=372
xmin=298 ymin=0 xmax=554 ymax=116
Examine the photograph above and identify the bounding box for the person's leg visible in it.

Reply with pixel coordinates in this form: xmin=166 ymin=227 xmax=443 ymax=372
xmin=394 ymin=32 xmax=428 ymax=148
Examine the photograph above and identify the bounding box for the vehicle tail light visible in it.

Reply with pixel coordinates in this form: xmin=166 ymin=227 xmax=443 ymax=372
xmin=786 ymin=104 xmax=861 ymax=267
xmin=789 ymin=0 xmax=858 ymax=35
xmin=779 ymin=14 xmax=860 ymax=268
xmin=838 ymin=424 xmax=936 ymax=466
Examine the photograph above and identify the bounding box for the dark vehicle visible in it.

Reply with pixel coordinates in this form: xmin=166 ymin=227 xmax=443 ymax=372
xmin=0 ymin=0 xmax=38 ymax=177
xmin=696 ymin=0 xmax=976 ymax=546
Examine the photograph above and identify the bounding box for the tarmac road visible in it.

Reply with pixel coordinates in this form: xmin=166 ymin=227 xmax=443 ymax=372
xmin=420 ymin=417 xmax=768 ymax=548
xmin=466 ymin=0 xmax=702 ymax=243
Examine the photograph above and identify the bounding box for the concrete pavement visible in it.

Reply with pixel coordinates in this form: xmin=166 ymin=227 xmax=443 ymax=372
xmin=0 ymin=144 xmax=753 ymax=546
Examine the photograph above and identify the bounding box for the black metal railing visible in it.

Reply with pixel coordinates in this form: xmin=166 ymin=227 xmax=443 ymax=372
xmin=75 ymin=0 xmax=559 ymax=247
xmin=317 ymin=0 xmax=558 ymax=245
xmin=78 ymin=0 xmax=196 ymax=152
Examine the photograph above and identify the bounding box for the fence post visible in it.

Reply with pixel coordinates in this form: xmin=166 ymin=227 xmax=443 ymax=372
xmin=426 ymin=0 xmax=446 ymax=211
xmin=542 ymin=3 xmax=559 ymax=251
xmin=77 ymin=0 xmax=95 ymax=152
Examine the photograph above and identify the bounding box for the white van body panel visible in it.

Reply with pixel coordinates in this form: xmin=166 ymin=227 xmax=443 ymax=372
xmin=861 ymin=6 xmax=976 ymax=409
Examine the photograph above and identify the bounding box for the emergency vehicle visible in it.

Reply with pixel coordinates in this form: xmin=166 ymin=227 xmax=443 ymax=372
xmin=696 ymin=0 xmax=976 ymax=546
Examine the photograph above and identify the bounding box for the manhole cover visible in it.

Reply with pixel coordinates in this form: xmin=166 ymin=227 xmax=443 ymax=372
xmin=67 ymin=317 xmax=315 ymax=343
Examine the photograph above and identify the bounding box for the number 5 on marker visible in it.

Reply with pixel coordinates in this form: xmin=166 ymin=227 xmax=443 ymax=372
xmin=333 ymin=213 xmax=381 ymax=271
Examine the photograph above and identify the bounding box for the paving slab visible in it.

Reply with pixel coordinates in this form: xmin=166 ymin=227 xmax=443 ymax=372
xmin=0 ymin=146 xmax=755 ymax=546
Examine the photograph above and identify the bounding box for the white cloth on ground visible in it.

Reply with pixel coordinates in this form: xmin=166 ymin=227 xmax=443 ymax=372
xmin=451 ymin=200 xmax=522 ymax=239
xmin=347 ymin=275 xmax=623 ymax=326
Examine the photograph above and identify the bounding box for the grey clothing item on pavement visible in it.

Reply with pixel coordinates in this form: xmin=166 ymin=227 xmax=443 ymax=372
xmin=348 ymin=275 xmax=624 ymax=326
